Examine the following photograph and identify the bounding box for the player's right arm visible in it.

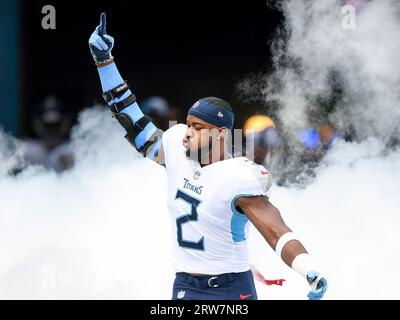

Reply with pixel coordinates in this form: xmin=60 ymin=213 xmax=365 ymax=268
xmin=88 ymin=13 xmax=165 ymax=164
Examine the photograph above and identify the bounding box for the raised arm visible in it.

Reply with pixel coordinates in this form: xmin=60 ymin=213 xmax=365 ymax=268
xmin=88 ymin=13 xmax=164 ymax=164
xmin=235 ymin=195 xmax=328 ymax=300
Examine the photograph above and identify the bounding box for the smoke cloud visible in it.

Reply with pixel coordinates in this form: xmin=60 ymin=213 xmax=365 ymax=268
xmin=256 ymin=0 xmax=400 ymax=143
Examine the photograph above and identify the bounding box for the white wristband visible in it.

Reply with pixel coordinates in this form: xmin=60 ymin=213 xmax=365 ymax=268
xmin=275 ymin=232 xmax=298 ymax=258
xmin=291 ymin=253 xmax=317 ymax=278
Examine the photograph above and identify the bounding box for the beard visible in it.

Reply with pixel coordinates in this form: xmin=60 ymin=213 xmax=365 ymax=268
xmin=185 ymin=141 xmax=213 ymax=165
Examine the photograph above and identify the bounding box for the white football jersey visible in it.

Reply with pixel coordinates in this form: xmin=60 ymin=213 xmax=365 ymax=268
xmin=162 ymin=124 xmax=272 ymax=275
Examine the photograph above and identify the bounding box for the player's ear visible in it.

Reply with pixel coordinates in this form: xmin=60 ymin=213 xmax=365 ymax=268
xmin=216 ymin=127 xmax=224 ymax=140
xmin=217 ymin=127 xmax=228 ymax=140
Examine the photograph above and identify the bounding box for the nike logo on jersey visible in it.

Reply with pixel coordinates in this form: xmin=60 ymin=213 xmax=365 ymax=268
xmin=240 ymin=293 xmax=254 ymax=299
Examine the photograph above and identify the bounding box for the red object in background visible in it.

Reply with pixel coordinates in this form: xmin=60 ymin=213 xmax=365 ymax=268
xmin=251 ymin=265 xmax=286 ymax=286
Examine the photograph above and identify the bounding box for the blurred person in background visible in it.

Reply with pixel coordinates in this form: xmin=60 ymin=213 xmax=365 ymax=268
xmin=243 ymin=114 xmax=281 ymax=167
xmin=140 ymin=96 xmax=176 ymax=131
xmin=281 ymin=124 xmax=338 ymax=185
xmin=300 ymin=123 xmax=338 ymax=157
xmin=21 ymin=95 xmax=75 ymax=173
xmin=300 ymin=127 xmax=322 ymax=158
xmin=271 ymin=123 xmax=339 ymax=186
xmin=318 ymin=123 xmax=336 ymax=151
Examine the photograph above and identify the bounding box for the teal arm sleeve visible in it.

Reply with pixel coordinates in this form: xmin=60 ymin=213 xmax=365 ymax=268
xmin=96 ymin=63 xmax=162 ymax=156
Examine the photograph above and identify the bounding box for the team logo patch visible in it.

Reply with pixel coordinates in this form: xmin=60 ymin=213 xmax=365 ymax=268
xmin=177 ymin=290 xmax=186 ymax=299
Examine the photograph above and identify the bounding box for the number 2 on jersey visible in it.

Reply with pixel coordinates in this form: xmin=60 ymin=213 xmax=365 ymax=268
xmin=175 ymin=190 xmax=204 ymax=250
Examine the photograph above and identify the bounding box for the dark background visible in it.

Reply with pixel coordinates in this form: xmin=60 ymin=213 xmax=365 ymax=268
xmin=18 ymin=0 xmax=282 ymax=136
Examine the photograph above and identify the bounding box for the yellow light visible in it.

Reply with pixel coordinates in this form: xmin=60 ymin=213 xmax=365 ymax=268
xmin=243 ymin=115 xmax=275 ymax=135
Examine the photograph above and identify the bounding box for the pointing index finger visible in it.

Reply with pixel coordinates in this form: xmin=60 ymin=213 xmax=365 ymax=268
xmin=98 ymin=12 xmax=106 ymax=35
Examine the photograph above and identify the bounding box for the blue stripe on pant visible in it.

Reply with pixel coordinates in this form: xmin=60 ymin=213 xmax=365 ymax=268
xmin=172 ymin=270 xmax=257 ymax=300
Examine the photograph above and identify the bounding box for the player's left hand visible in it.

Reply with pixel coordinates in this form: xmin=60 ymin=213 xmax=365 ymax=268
xmin=306 ymin=271 xmax=328 ymax=300
xmin=88 ymin=12 xmax=114 ymax=65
